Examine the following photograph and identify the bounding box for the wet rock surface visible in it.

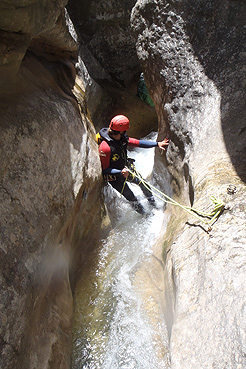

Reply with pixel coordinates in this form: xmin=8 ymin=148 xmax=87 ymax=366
xmin=131 ymin=0 xmax=246 ymax=367
xmin=1 ymin=0 xmax=246 ymax=368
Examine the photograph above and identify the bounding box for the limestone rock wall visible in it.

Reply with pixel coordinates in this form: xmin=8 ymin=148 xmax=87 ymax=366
xmin=67 ymin=0 xmax=138 ymax=86
xmin=0 ymin=0 xmax=77 ymax=96
xmin=67 ymin=0 xmax=158 ymax=138
xmin=131 ymin=0 xmax=246 ymax=367
xmin=0 ymin=2 xmax=105 ymax=369
xmin=1 ymin=0 xmax=246 ymax=368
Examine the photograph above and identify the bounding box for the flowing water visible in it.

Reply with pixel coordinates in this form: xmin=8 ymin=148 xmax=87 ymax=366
xmin=72 ymin=133 xmax=171 ymax=368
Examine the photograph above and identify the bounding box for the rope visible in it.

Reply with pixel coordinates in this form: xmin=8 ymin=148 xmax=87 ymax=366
xmin=121 ymin=178 xmax=127 ymax=194
xmin=127 ymin=167 xmax=225 ymax=227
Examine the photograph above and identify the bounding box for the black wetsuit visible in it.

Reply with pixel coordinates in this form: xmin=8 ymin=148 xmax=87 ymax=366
xmin=98 ymin=128 xmax=157 ymax=213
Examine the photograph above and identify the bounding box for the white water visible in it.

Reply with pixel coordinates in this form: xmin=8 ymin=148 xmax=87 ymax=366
xmin=72 ymin=133 xmax=170 ymax=369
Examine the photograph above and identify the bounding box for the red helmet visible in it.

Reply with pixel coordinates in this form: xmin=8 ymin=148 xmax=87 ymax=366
xmin=109 ymin=115 xmax=130 ymax=131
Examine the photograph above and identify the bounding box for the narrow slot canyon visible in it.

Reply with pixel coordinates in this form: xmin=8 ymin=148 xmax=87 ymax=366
xmin=72 ymin=133 xmax=172 ymax=368
xmin=0 ymin=1 xmax=245 ymax=369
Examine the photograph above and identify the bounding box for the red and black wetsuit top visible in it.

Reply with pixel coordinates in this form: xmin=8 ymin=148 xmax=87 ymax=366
xmin=98 ymin=128 xmax=158 ymax=177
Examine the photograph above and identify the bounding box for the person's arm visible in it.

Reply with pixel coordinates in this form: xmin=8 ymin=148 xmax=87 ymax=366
xmin=99 ymin=141 xmax=122 ymax=175
xmin=102 ymin=167 xmax=122 ymax=175
xmin=128 ymin=137 xmax=169 ymax=150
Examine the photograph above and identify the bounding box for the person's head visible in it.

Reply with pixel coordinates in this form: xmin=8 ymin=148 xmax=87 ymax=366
xmin=108 ymin=115 xmax=130 ymax=140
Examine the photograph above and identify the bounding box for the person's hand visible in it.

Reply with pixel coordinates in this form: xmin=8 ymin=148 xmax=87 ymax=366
xmin=121 ymin=167 xmax=129 ymax=178
xmin=157 ymin=138 xmax=169 ymax=151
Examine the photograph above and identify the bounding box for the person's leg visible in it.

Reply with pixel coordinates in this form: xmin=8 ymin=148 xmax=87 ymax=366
xmin=110 ymin=178 xmax=145 ymax=214
xmin=130 ymin=175 xmax=156 ymax=207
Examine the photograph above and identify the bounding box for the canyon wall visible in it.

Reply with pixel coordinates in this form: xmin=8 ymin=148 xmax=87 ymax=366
xmin=67 ymin=0 xmax=158 ymax=137
xmin=131 ymin=0 xmax=246 ymax=367
xmin=0 ymin=1 xmax=105 ymax=368
xmin=1 ymin=0 xmax=245 ymax=368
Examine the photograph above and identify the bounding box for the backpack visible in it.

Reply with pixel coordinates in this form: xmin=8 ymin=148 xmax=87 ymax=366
xmin=96 ymin=132 xmax=104 ymax=145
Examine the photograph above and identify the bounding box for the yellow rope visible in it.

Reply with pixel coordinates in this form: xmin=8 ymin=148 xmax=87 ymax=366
xmin=127 ymin=167 xmax=225 ymax=226
xmin=121 ymin=178 xmax=127 ymax=195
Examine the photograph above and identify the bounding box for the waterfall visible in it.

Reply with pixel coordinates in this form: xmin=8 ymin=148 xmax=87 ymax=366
xmin=72 ymin=133 xmax=170 ymax=368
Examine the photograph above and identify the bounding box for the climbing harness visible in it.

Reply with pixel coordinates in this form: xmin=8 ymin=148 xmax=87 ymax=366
xmin=127 ymin=166 xmax=225 ymax=229
xmin=120 ymin=158 xmax=145 ymax=195
xmin=120 ymin=158 xmax=133 ymax=194
xmin=104 ymin=174 xmax=117 ymax=182
xmin=126 ymin=158 xmax=137 ymax=181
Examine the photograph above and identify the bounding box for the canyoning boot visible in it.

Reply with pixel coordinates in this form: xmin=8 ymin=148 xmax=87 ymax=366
xmin=131 ymin=201 xmax=146 ymax=215
xmin=147 ymin=196 xmax=158 ymax=209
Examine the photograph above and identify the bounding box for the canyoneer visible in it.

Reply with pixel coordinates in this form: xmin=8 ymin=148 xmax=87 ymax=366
xmin=97 ymin=115 xmax=169 ymax=214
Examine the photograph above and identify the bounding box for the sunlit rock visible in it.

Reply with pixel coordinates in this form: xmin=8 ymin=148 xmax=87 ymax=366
xmin=132 ymin=0 xmax=246 ymax=367
xmin=0 ymin=3 xmax=106 ymax=369
xmin=1 ymin=0 xmax=245 ymax=367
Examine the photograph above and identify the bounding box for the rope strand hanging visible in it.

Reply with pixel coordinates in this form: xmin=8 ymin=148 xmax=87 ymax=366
xmin=127 ymin=166 xmax=225 ymax=228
